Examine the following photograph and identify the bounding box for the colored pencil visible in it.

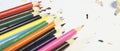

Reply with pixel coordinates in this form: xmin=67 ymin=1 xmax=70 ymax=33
xmin=0 ymin=15 xmax=41 ymax=34
xmin=18 ymin=23 xmax=65 ymax=51
xmin=52 ymin=37 xmax=77 ymax=51
xmin=28 ymin=29 xmax=64 ymax=51
xmin=2 ymin=17 xmax=63 ymax=51
xmin=0 ymin=18 xmax=53 ymax=44
xmin=0 ymin=16 xmax=48 ymax=40
xmin=0 ymin=25 xmax=33 ymax=43
xmin=0 ymin=21 xmax=48 ymax=42
xmin=0 ymin=2 xmax=32 ymax=19
xmin=0 ymin=20 xmax=48 ymax=51
xmin=31 ymin=35 xmax=57 ymax=51
xmin=54 ymin=42 xmax=69 ymax=51
xmin=0 ymin=9 xmax=32 ymax=22
xmin=0 ymin=7 xmax=53 ymax=34
xmin=2 ymin=22 xmax=55 ymax=51
xmin=37 ymin=25 xmax=84 ymax=51
xmin=0 ymin=12 xmax=36 ymax=29
xmin=0 ymin=14 xmax=54 ymax=50
xmin=18 ymin=28 xmax=56 ymax=51
xmin=0 ymin=2 xmax=40 ymax=19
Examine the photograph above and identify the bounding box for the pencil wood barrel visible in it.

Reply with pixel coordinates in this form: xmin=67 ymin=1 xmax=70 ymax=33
xmin=0 ymin=2 xmax=33 ymax=19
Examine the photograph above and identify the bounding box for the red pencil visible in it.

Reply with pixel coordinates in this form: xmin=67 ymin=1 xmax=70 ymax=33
xmin=0 ymin=2 xmax=40 ymax=19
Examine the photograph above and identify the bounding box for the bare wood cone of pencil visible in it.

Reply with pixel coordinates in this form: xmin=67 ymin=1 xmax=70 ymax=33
xmin=96 ymin=0 xmax=103 ymax=7
xmin=115 ymin=0 xmax=120 ymax=15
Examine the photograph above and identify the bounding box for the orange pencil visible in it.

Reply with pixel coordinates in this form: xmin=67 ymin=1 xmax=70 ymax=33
xmin=3 ymin=22 xmax=55 ymax=51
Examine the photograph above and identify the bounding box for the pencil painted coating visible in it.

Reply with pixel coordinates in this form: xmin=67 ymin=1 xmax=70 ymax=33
xmin=0 ymin=16 xmax=48 ymax=40
xmin=0 ymin=21 xmax=48 ymax=50
xmin=2 ymin=22 xmax=55 ymax=51
xmin=0 ymin=2 xmax=33 ymax=19
xmin=0 ymin=20 xmax=44 ymax=43
xmin=0 ymin=12 xmax=33 ymax=29
xmin=0 ymin=9 xmax=32 ymax=22
xmin=37 ymin=29 xmax=77 ymax=51
xmin=0 ymin=20 xmax=46 ymax=43
xmin=53 ymin=37 xmax=78 ymax=51
xmin=18 ymin=28 xmax=56 ymax=51
xmin=52 ymin=42 xmax=69 ymax=51
xmin=31 ymin=36 xmax=56 ymax=51
xmin=0 ymin=26 xmax=32 ymax=43
xmin=0 ymin=15 xmax=41 ymax=34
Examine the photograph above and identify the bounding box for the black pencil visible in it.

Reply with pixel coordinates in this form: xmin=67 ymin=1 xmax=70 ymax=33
xmin=52 ymin=37 xmax=77 ymax=51
xmin=53 ymin=42 xmax=69 ymax=51
xmin=29 ymin=30 xmax=65 ymax=51
xmin=31 ymin=35 xmax=57 ymax=51
xmin=18 ymin=23 xmax=65 ymax=51
xmin=17 ymin=28 xmax=56 ymax=51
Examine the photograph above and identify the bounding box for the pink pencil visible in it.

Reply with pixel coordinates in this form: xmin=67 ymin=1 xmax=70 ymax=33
xmin=37 ymin=25 xmax=84 ymax=51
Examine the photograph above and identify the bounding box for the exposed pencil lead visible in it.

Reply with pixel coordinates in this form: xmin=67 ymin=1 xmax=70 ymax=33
xmin=62 ymin=31 xmax=65 ymax=34
xmin=73 ymin=37 xmax=78 ymax=40
xmin=39 ymin=7 xmax=52 ymax=13
xmin=38 ymin=1 xmax=41 ymax=3
xmin=61 ymin=23 xmax=66 ymax=27
xmin=39 ymin=7 xmax=43 ymax=9
xmin=46 ymin=7 xmax=51 ymax=10
xmin=67 ymin=37 xmax=77 ymax=44
xmin=47 ymin=13 xmax=51 ymax=15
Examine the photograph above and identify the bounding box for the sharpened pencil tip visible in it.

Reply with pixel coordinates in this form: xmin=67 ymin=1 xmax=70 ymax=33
xmin=39 ymin=7 xmax=52 ymax=13
xmin=62 ymin=31 xmax=65 ymax=34
xmin=74 ymin=25 xmax=84 ymax=31
xmin=61 ymin=23 xmax=66 ymax=27
xmin=73 ymin=37 xmax=78 ymax=40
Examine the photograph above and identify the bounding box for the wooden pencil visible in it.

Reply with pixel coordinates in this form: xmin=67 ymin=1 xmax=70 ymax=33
xmin=0 ymin=2 xmax=40 ymax=19
xmin=27 ymin=23 xmax=65 ymax=51
xmin=53 ymin=37 xmax=77 ymax=51
xmin=0 ymin=20 xmax=48 ymax=51
xmin=0 ymin=7 xmax=52 ymax=34
xmin=17 ymin=23 xmax=65 ymax=51
xmin=0 ymin=18 xmax=52 ymax=45
xmin=17 ymin=28 xmax=56 ymax=51
xmin=30 ymin=35 xmax=57 ymax=51
xmin=2 ymin=17 xmax=63 ymax=51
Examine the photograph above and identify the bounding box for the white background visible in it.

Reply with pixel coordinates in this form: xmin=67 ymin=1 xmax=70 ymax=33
xmin=0 ymin=0 xmax=120 ymax=51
